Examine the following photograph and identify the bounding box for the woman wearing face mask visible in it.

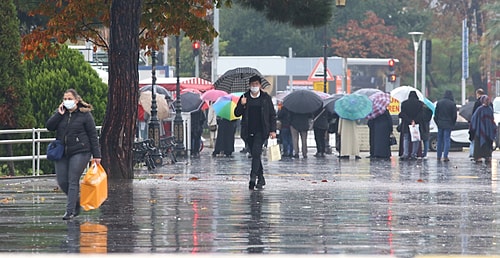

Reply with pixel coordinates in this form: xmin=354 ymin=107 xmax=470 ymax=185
xmin=46 ymin=89 xmax=101 ymax=220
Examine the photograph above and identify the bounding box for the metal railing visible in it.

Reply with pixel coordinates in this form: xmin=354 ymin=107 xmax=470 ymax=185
xmin=0 ymin=127 xmax=101 ymax=176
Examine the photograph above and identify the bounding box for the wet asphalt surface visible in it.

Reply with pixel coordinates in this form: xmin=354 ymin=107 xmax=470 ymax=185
xmin=0 ymin=146 xmax=499 ymax=257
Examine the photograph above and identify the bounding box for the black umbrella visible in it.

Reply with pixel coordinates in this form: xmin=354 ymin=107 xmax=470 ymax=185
xmin=282 ymin=90 xmax=323 ymax=114
xmin=214 ymin=67 xmax=271 ymax=93
xmin=140 ymin=85 xmax=172 ymax=99
xmin=459 ymin=101 xmax=475 ymax=121
xmin=180 ymin=92 xmax=203 ymax=112
xmin=323 ymin=94 xmax=345 ymax=114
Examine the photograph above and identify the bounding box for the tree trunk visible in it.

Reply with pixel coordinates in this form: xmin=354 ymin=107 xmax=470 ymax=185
xmin=101 ymin=0 xmax=142 ymax=179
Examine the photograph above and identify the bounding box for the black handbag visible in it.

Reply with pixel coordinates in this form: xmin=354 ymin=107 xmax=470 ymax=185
xmin=47 ymin=140 xmax=64 ymax=161
xmin=389 ymin=134 xmax=397 ymax=146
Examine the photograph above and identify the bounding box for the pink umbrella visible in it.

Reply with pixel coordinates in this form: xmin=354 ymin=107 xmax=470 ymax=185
xmin=366 ymin=92 xmax=391 ymax=120
xmin=201 ymin=89 xmax=228 ymax=102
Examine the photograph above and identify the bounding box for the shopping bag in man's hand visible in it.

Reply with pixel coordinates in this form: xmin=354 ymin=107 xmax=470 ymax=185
xmin=267 ymin=138 xmax=281 ymax=161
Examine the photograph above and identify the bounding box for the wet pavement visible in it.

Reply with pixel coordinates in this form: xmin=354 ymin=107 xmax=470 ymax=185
xmin=0 ymin=146 xmax=499 ymax=257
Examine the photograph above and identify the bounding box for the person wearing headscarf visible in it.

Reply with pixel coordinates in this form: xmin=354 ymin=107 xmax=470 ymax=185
xmin=470 ymin=95 xmax=497 ymax=163
xmin=434 ymin=90 xmax=457 ymax=162
xmin=367 ymin=109 xmax=393 ymax=159
xmin=468 ymin=88 xmax=491 ymax=158
xmin=398 ymin=91 xmax=423 ymax=160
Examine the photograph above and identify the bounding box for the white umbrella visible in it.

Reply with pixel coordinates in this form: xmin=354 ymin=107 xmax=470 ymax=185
xmin=390 ymin=86 xmax=424 ymax=102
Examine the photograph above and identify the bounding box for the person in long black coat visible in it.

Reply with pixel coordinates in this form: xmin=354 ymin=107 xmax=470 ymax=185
xmin=419 ymin=104 xmax=434 ymax=159
xmin=212 ymin=118 xmax=237 ymax=157
xmin=367 ymin=110 xmax=393 ymax=159
xmin=190 ymin=109 xmax=206 ymax=157
xmin=398 ymin=91 xmax=423 ymax=160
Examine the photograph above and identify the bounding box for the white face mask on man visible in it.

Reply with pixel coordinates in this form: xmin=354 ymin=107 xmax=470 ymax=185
xmin=250 ymin=86 xmax=260 ymax=93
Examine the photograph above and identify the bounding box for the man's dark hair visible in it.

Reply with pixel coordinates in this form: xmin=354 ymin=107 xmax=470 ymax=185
xmin=249 ymin=75 xmax=261 ymax=84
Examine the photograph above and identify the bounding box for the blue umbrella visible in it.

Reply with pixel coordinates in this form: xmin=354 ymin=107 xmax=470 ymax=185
xmin=334 ymin=94 xmax=372 ymax=121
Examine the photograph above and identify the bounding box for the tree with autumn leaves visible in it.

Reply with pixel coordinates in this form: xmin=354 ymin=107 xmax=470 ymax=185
xmin=21 ymin=0 xmax=232 ymax=179
xmin=330 ymin=11 xmax=414 ymax=77
xmin=20 ymin=0 xmax=341 ymax=179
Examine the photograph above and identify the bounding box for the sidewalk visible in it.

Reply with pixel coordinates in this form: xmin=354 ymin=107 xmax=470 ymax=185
xmin=0 ymin=148 xmax=499 ymax=256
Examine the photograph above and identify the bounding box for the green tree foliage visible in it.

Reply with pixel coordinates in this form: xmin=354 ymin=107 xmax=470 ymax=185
xmin=330 ymin=12 xmax=414 ymax=81
xmin=0 ymin=0 xmax=34 ymax=130
xmin=220 ymin=2 xmax=327 ymax=57
xmin=25 ymin=45 xmax=108 ymax=127
xmin=0 ymin=0 xmax=35 ymax=176
xmin=237 ymin=0 xmax=334 ymax=27
xmin=221 ymin=1 xmax=432 ymax=58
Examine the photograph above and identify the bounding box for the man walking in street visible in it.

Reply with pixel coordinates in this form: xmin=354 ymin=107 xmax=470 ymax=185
xmin=434 ymin=90 xmax=457 ymax=162
xmin=234 ymin=75 xmax=277 ymax=190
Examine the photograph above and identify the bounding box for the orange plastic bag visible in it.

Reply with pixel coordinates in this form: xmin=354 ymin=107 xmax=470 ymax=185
xmin=80 ymin=222 xmax=108 ymax=253
xmin=80 ymin=161 xmax=108 ymax=211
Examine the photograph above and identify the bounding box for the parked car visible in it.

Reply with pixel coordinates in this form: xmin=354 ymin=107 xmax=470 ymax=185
xmin=428 ymin=99 xmax=500 ymax=152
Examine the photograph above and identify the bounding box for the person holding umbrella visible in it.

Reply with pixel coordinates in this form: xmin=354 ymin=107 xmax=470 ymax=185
xmin=234 ymin=75 xmax=277 ymax=190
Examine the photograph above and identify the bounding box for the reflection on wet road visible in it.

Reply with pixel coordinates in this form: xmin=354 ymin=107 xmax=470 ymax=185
xmin=0 ymin=151 xmax=498 ymax=256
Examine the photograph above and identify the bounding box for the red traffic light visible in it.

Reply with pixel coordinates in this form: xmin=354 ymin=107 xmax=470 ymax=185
xmin=388 ymin=59 xmax=395 ymax=67
xmin=192 ymin=42 xmax=200 ymax=50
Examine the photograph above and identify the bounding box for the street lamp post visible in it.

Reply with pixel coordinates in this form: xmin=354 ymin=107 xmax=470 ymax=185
xmin=408 ymin=32 xmax=423 ymax=89
xmin=148 ymin=50 xmax=162 ymax=166
xmin=323 ymin=25 xmax=328 ymax=93
xmin=173 ymin=35 xmax=185 ymax=155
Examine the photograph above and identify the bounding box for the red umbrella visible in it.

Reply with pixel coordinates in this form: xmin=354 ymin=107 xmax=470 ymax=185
xmin=366 ymin=92 xmax=391 ymax=120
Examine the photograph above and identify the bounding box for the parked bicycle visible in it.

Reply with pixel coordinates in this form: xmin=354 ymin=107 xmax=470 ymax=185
xmin=133 ymin=139 xmax=156 ymax=170
xmin=160 ymin=136 xmax=177 ymax=164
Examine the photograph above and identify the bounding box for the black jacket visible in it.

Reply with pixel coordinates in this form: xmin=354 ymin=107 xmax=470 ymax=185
xmin=434 ymin=91 xmax=457 ymax=129
xmin=234 ymin=90 xmax=277 ymax=138
xmin=313 ymin=109 xmax=329 ymax=130
xmin=46 ymin=106 xmax=101 ymax=158
xmin=398 ymin=91 xmax=423 ymax=134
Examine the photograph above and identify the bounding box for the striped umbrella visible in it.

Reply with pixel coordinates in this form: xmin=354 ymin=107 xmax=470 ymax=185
xmin=214 ymin=67 xmax=271 ymax=93
xmin=366 ymin=92 xmax=391 ymax=120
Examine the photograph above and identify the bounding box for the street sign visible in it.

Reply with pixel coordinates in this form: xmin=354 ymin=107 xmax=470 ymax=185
xmin=308 ymin=58 xmax=334 ymax=81
xmin=313 ymin=81 xmax=328 ymax=92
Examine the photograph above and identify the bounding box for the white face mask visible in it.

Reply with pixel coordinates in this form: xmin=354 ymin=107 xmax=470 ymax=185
xmin=63 ymin=100 xmax=76 ymax=110
xmin=250 ymin=86 xmax=260 ymax=93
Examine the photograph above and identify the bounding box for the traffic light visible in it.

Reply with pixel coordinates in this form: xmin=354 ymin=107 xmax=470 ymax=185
xmin=388 ymin=59 xmax=396 ymax=82
xmin=388 ymin=59 xmax=395 ymax=72
xmin=425 ymin=39 xmax=432 ymax=64
xmin=192 ymin=41 xmax=200 ymax=57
